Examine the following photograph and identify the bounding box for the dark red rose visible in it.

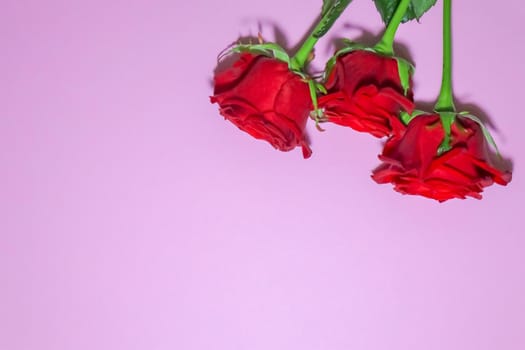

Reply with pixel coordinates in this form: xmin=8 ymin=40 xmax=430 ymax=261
xmin=372 ymin=114 xmax=512 ymax=202
xmin=318 ymin=50 xmax=414 ymax=138
xmin=210 ymin=53 xmax=313 ymax=158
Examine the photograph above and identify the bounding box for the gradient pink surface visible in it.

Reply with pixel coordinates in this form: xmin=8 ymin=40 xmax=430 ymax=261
xmin=2 ymin=0 xmax=524 ymax=349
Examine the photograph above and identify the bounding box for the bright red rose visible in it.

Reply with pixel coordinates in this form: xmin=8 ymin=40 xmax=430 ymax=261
xmin=211 ymin=53 xmax=313 ymax=158
xmin=318 ymin=50 xmax=414 ymax=138
xmin=372 ymin=114 xmax=512 ymax=202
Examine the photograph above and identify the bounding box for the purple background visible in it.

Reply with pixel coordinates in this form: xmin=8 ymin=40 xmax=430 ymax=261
xmin=2 ymin=0 xmax=524 ymax=349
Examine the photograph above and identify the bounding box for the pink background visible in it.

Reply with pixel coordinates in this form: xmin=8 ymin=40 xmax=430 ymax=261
xmin=2 ymin=0 xmax=524 ymax=349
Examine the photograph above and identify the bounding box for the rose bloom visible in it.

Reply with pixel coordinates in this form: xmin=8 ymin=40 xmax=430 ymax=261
xmin=372 ymin=114 xmax=512 ymax=202
xmin=319 ymin=50 xmax=414 ymax=138
xmin=211 ymin=53 xmax=313 ymax=158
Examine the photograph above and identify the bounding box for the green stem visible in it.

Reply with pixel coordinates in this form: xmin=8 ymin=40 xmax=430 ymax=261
xmin=434 ymin=0 xmax=455 ymax=112
xmin=291 ymin=0 xmax=353 ymax=70
xmin=373 ymin=0 xmax=411 ymax=55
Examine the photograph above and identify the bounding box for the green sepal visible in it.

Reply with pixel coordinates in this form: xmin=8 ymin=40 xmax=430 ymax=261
xmin=400 ymin=109 xmax=426 ymax=125
xmin=395 ymin=57 xmax=414 ymax=95
xmin=232 ymin=43 xmax=291 ymax=66
xmin=292 ymin=70 xmax=308 ymax=79
xmin=307 ymin=78 xmax=326 ymax=131
xmin=315 ymin=80 xmax=327 ymax=95
xmin=437 ymin=111 xmax=455 ymax=155
xmin=459 ymin=112 xmax=501 ymax=157
xmin=373 ymin=0 xmax=437 ymax=26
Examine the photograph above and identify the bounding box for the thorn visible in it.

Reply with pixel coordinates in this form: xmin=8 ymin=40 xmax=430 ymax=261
xmin=307 ymin=51 xmax=315 ymax=63
xmin=258 ymin=32 xmax=264 ymax=44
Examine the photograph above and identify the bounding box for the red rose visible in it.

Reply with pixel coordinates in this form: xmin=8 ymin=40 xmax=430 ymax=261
xmin=211 ymin=53 xmax=313 ymax=158
xmin=372 ymin=114 xmax=512 ymax=201
xmin=318 ymin=50 xmax=414 ymax=138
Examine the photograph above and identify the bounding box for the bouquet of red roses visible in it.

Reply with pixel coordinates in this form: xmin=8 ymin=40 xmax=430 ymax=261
xmin=210 ymin=0 xmax=511 ymax=202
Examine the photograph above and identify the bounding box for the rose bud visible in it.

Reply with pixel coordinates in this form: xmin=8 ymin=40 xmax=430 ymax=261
xmin=319 ymin=50 xmax=414 ymax=138
xmin=211 ymin=53 xmax=313 ymax=158
xmin=372 ymin=114 xmax=512 ymax=202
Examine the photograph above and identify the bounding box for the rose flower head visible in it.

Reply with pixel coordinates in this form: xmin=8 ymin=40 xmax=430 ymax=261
xmin=210 ymin=48 xmax=313 ymax=158
xmin=372 ymin=113 xmax=512 ymax=202
xmin=318 ymin=49 xmax=415 ymax=138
